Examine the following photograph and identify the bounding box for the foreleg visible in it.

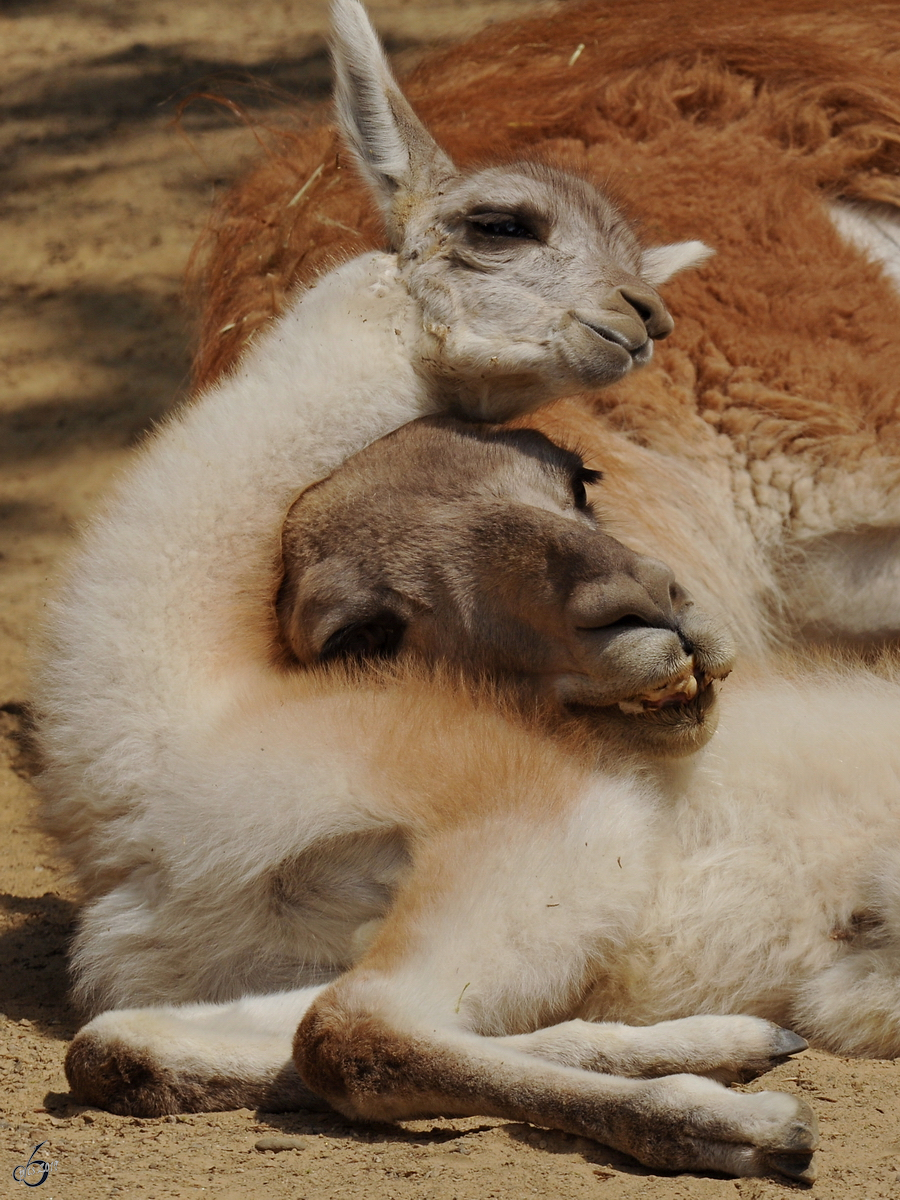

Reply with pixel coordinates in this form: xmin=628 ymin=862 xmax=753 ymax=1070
xmin=295 ymin=980 xmax=817 ymax=1182
xmin=495 ymin=1014 xmax=807 ymax=1083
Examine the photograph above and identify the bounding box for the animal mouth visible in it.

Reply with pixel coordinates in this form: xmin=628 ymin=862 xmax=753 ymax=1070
xmin=615 ymin=663 xmax=709 ymax=715
xmin=576 ymin=316 xmax=651 ymax=362
xmin=563 ymin=663 xmax=728 ymax=728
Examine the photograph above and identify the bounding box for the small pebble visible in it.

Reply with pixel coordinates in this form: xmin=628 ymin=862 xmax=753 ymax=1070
xmin=255 ymin=1135 xmax=309 ymax=1152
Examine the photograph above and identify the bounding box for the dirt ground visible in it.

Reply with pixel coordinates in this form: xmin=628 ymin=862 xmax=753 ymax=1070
xmin=3 ymin=2 xmax=900 ymax=1198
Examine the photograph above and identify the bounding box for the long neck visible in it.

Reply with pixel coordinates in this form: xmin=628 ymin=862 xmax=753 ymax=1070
xmin=42 ymin=253 xmax=435 ymax=760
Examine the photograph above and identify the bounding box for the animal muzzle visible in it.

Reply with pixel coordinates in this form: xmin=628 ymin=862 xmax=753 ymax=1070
xmin=574 ymin=283 xmax=674 ymax=359
xmin=559 ymin=550 xmax=734 ymax=717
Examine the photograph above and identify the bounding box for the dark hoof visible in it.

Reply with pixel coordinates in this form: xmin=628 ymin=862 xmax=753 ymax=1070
xmin=772 ymin=1029 xmax=808 ymax=1060
xmin=719 ymin=1027 xmax=811 ymax=1084
xmin=769 ymin=1151 xmax=817 ymax=1184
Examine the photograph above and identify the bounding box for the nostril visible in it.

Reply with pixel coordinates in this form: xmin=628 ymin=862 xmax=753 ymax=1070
xmin=570 ymin=569 xmax=682 ymax=635
xmin=618 ymin=286 xmax=674 ymax=341
xmin=623 ymin=293 xmax=654 ymax=324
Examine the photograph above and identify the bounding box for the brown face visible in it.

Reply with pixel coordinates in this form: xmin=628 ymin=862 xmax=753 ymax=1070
xmin=277 ymin=417 xmax=734 ymax=755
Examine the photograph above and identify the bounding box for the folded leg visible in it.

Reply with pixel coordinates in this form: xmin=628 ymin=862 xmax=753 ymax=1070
xmin=66 ymin=986 xmax=328 ymax=1116
xmin=295 ymin=983 xmax=816 ymax=1181
xmin=780 ymin=525 xmax=900 ymax=643
xmin=292 ymin=809 xmax=817 ymax=1181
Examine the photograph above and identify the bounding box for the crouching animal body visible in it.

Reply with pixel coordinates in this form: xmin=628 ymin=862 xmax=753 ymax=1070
xmin=58 ymin=416 xmax=735 ymax=1015
xmin=36 ymin=0 xmax=711 ymax=1010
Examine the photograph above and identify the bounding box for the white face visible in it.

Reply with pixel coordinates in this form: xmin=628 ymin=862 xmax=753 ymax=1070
xmin=400 ymin=162 xmax=678 ymax=418
xmin=331 ymin=0 xmax=712 ymax=422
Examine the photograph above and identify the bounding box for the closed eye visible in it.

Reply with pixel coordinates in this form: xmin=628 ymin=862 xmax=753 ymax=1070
xmin=467 ymin=212 xmax=539 ymax=241
xmin=571 ymin=466 xmax=602 ymax=509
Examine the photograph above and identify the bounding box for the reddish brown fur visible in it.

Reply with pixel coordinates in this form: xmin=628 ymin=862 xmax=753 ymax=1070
xmin=190 ymin=0 xmax=900 ymax=475
xmin=239 ymin=663 xmax=594 ymax=838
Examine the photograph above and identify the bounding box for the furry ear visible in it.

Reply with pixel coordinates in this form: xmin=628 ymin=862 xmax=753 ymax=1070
xmin=641 ymin=240 xmax=714 ymax=286
xmin=330 ymin=0 xmax=457 ymax=228
xmin=278 ymin=554 xmax=405 ymax=665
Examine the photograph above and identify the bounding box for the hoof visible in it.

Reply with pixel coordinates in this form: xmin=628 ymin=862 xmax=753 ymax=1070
xmin=769 ymin=1150 xmax=817 ymax=1184
xmin=771 ymin=1029 xmax=808 ymax=1060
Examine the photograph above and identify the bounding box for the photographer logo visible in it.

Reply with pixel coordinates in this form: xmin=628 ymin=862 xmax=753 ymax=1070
xmin=12 ymin=1142 xmax=58 ymax=1188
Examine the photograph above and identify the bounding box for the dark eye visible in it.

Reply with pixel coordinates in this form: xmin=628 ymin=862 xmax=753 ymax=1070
xmin=468 ymin=213 xmax=538 ymax=240
xmin=572 ymin=467 xmax=601 ymax=509
xmin=320 ymin=615 xmax=405 ymax=663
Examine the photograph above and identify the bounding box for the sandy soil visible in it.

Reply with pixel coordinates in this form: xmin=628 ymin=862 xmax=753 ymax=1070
xmin=2 ymin=2 xmax=900 ymax=1198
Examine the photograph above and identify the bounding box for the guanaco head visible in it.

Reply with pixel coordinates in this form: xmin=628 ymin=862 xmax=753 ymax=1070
xmin=331 ymin=0 xmax=712 ymax=420
xmin=278 ymin=417 xmax=734 ymax=755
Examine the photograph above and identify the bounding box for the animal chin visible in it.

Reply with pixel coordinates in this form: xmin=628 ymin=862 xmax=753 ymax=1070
xmin=629 ymin=338 xmax=654 ymax=366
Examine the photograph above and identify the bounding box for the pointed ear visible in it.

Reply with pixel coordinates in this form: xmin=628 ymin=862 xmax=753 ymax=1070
xmin=330 ymin=0 xmax=457 ymax=229
xmin=641 ymin=240 xmax=714 ymax=286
